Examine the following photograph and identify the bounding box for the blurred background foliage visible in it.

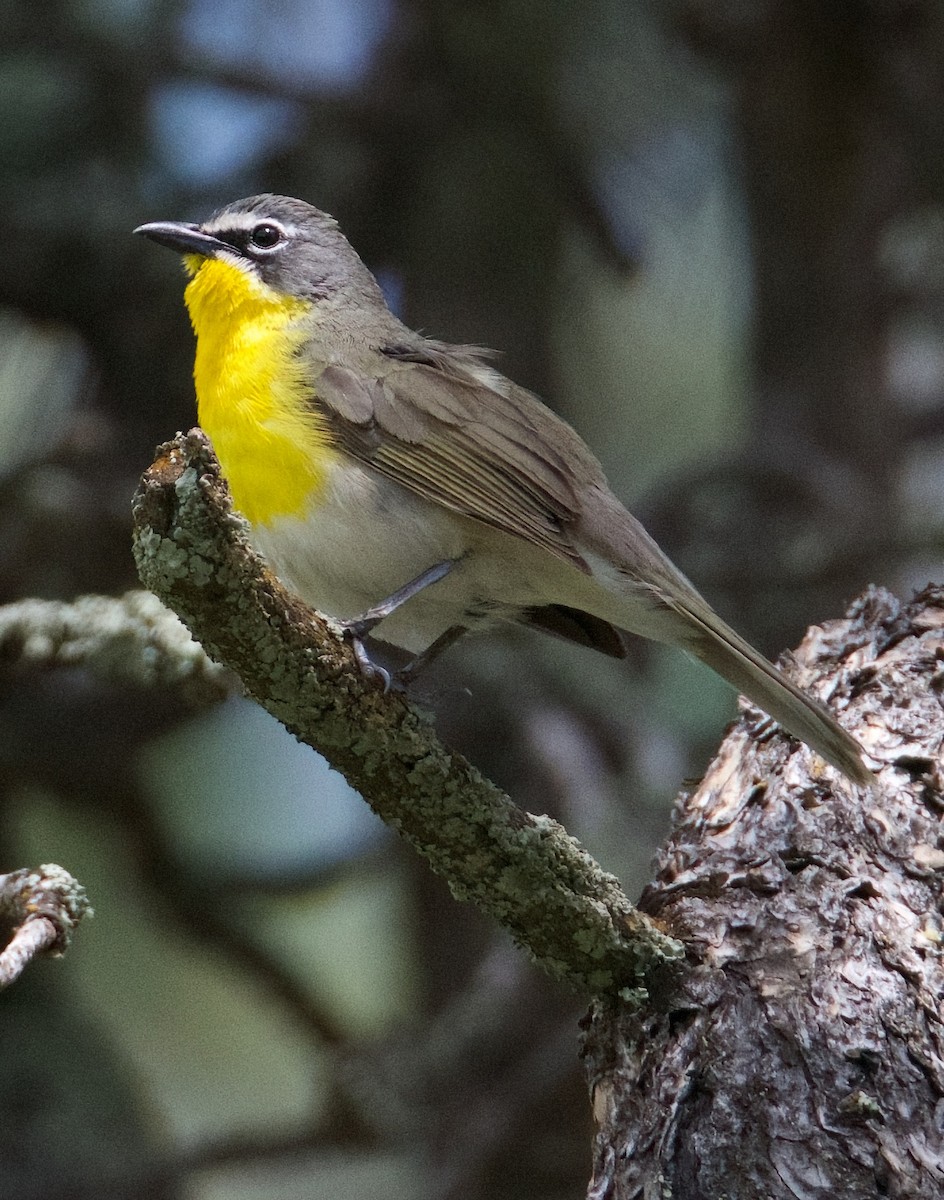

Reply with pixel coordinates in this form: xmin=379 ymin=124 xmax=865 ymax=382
xmin=1 ymin=0 xmax=943 ymax=1197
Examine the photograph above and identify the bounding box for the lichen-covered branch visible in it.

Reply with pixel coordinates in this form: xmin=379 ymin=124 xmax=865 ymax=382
xmin=0 ymin=864 xmax=92 ymax=988
xmin=0 ymin=590 xmax=230 ymax=705
xmin=130 ymin=429 xmax=683 ymax=993
xmin=584 ymin=587 xmax=944 ymax=1198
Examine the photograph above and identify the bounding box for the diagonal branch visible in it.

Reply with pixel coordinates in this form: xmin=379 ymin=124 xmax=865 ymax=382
xmin=130 ymin=429 xmax=683 ymax=994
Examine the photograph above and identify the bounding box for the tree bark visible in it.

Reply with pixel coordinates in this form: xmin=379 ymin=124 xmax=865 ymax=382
xmin=584 ymin=587 xmax=944 ymax=1198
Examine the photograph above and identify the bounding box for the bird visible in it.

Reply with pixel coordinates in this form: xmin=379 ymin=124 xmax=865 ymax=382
xmin=134 ymin=193 xmax=871 ymax=784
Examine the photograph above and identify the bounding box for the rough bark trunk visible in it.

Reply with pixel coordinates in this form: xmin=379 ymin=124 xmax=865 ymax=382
xmin=584 ymin=586 xmax=944 ymax=1198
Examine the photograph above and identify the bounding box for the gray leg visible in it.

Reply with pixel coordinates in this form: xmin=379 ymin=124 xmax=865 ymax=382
xmin=396 ymin=624 xmax=469 ymax=686
xmin=340 ymin=558 xmax=461 ymax=689
xmin=341 ymin=558 xmax=459 ymax=640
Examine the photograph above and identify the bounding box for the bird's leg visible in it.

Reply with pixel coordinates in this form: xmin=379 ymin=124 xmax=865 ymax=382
xmin=342 ymin=558 xmax=458 ymax=638
xmin=395 ymin=624 xmax=469 ymax=686
xmin=340 ymin=558 xmax=460 ymax=689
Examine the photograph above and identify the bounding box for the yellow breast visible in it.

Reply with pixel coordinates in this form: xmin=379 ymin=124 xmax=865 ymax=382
xmin=183 ymin=257 xmax=338 ymax=526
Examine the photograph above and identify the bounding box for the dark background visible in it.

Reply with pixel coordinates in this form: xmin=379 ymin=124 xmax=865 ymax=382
xmin=1 ymin=2 xmax=942 ymax=1197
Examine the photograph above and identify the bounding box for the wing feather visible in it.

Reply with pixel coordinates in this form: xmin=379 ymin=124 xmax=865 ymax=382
xmin=312 ymin=352 xmax=605 ymax=571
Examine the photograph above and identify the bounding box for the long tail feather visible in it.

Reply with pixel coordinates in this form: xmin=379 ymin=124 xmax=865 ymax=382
xmin=679 ymin=602 xmax=872 ymax=784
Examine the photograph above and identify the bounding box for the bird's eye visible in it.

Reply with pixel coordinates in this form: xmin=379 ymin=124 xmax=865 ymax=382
xmin=249 ymin=223 xmax=282 ymax=249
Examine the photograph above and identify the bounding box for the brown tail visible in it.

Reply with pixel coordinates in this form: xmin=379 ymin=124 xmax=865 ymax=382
xmin=679 ymin=601 xmax=872 ymax=785
xmin=573 ymin=487 xmax=871 ymax=783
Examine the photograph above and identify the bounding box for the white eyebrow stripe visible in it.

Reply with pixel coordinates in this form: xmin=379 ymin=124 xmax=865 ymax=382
xmin=202 ymin=213 xmax=294 ymax=237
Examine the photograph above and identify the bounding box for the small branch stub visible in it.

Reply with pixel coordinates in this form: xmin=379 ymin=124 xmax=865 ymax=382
xmin=0 ymin=864 xmax=92 ymax=988
xmin=131 ymin=430 xmax=683 ymax=994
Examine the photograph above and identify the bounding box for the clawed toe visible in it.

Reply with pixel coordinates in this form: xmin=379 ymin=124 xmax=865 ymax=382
xmin=343 ymin=629 xmax=392 ymax=692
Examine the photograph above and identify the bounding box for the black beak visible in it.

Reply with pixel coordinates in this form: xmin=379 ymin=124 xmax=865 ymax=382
xmin=133 ymin=221 xmax=227 ymax=258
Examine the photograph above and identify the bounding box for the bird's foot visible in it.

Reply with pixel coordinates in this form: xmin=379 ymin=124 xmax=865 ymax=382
xmin=341 ymin=625 xmax=393 ymax=692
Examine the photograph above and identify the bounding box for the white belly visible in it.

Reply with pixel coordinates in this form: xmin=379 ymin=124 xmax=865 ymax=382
xmin=248 ymin=456 xmax=689 ymax=657
xmin=249 ymin=460 xmax=558 ymax=653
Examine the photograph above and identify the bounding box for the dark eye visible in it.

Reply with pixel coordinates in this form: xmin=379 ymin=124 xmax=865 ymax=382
xmin=249 ymin=223 xmax=282 ymax=249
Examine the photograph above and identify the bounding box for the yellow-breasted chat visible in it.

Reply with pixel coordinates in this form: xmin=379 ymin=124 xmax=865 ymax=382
xmin=135 ymin=193 xmax=871 ymax=784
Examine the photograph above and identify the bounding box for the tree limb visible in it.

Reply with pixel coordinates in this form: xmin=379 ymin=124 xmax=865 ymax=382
xmin=130 ymin=429 xmax=684 ymax=994
xmin=0 ymin=590 xmax=230 ymax=704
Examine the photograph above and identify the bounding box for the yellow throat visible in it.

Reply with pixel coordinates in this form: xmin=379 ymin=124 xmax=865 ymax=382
xmin=183 ymin=256 xmax=338 ymax=526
